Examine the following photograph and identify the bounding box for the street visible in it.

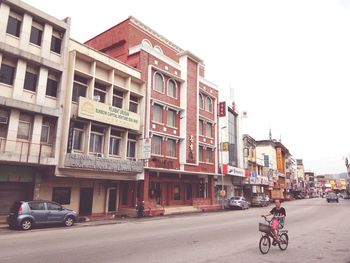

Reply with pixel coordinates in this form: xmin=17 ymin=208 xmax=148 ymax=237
xmin=0 ymin=198 xmax=350 ymax=263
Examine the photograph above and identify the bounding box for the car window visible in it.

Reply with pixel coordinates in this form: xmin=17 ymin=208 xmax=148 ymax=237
xmin=28 ymin=202 xmax=46 ymax=210
xmin=46 ymin=202 xmax=62 ymax=211
xmin=10 ymin=201 xmax=23 ymax=213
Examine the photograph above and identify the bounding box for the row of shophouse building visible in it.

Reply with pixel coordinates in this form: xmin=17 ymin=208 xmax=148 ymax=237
xmin=0 ymin=0 xmax=330 ymax=217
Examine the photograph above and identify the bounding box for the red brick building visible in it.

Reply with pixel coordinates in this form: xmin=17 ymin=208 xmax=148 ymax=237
xmin=86 ymin=16 xmax=219 ymax=214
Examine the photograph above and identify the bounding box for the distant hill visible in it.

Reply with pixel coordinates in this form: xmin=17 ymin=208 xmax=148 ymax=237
xmin=320 ymin=173 xmax=349 ymax=180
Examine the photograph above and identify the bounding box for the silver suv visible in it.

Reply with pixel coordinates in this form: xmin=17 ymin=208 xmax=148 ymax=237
xmin=7 ymin=201 xmax=77 ymax=230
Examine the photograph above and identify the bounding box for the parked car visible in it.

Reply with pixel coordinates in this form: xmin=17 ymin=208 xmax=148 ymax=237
xmin=251 ymin=194 xmax=269 ymax=207
xmin=227 ymin=196 xmax=250 ymax=210
xmin=326 ymin=192 xmax=339 ymax=203
xmin=7 ymin=200 xmax=78 ymax=230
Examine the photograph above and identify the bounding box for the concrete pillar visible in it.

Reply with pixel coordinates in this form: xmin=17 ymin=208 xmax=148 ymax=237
xmin=5 ymin=109 xmax=19 ymax=153
xmin=104 ymin=126 xmax=111 ymax=157
xmin=30 ymin=115 xmax=43 ymax=162
xmin=35 ymin=67 xmax=48 ymax=105
xmin=19 ymin=13 xmax=32 ymax=50
xmin=0 ymin=3 xmax=10 ymax=41
xmin=12 ymin=59 xmax=26 ymax=100
xmin=121 ymin=130 xmax=128 ymax=160
xmin=41 ymin=23 xmax=53 ymax=58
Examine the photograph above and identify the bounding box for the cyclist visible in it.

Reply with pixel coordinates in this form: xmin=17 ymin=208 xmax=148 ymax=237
xmin=262 ymin=199 xmax=286 ymax=243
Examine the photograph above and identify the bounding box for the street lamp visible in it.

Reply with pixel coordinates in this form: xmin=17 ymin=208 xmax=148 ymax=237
xmin=220 ymin=126 xmax=227 ymax=209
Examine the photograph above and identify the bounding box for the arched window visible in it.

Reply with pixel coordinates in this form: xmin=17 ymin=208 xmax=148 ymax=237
xmin=167 ymin=79 xmax=177 ymax=98
xmin=154 ymin=72 xmax=164 ymax=93
xmin=154 ymin=45 xmax=163 ymax=54
xmin=142 ymin=39 xmax=152 ymax=48
xmin=199 ymin=94 xmax=204 ymax=109
xmin=206 ymin=97 xmax=213 ymax=112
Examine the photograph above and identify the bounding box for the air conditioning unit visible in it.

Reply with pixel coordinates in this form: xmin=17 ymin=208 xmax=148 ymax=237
xmin=93 ymin=95 xmax=100 ymax=102
xmin=0 ymin=116 xmax=8 ymax=124
xmin=96 ymin=153 xmax=104 ymax=158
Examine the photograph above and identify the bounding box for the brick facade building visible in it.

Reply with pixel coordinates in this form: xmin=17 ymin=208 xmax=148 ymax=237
xmin=86 ymin=16 xmax=220 ymax=214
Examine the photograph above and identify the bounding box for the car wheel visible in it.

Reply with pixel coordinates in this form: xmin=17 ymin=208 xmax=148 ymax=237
xmin=64 ymin=216 xmax=75 ymax=227
xmin=20 ymin=219 xmax=33 ymax=230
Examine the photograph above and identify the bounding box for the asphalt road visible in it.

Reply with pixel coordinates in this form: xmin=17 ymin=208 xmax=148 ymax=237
xmin=1 ymin=198 xmax=350 ymax=263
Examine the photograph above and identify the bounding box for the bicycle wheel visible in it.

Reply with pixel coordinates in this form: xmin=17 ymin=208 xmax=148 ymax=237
xmin=278 ymin=233 xmax=289 ymax=251
xmin=259 ymin=235 xmax=271 ymax=254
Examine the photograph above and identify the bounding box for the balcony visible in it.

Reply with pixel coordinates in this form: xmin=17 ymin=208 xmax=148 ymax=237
xmin=0 ymin=138 xmax=56 ymax=165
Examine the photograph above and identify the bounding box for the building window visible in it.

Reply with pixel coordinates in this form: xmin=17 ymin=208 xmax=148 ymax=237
xmin=52 ymin=187 xmax=71 ymax=205
xmin=127 ymin=134 xmax=137 ymax=159
xmin=6 ymin=11 xmax=22 ymax=37
xmin=206 ymin=148 xmax=214 ymax=163
xmin=174 ymin=184 xmax=181 ymax=200
xmin=129 ymin=95 xmax=139 ymax=113
xmin=154 ymin=72 xmax=164 ymax=93
xmin=23 ymin=66 xmax=38 ymax=92
xmin=17 ymin=113 xmax=33 ymax=140
xmin=206 ymin=97 xmax=213 ymax=112
xmin=89 ymin=125 xmax=104 ymax=154
xmin=29 ymin=22 xmax=43 ymax=46
xmin=40 ymin=117 xmax=56 ymax=145
xmin=73 ymin=122 xmax=84 ymax=151
xmin=112 ymin=89 xmax=123 ymax=108
xmin=167 ymin=139 xmax=176 ymax=157
xmin=0 ymin=58 xmax=16 ymax=86
xmin=206 ymin=123 xmax=212 ymax=138
xmin=0 ymin=108 xmax=9 ymax=138
xmin=198 ymin=146 xmax=204 ymax=162
xmin=50 ymin=31 xmax=62 ymax=54
xmin=199 ymin=119 xmax=203 ymax=136
xmin=94 ymin=82 xmax=107 ymax=103
xmin=153 ymin=104 xmax=163 ymax=123
xmin=154 ymin=46 xmax=163 ymax=54
xmin=167 ymin=79 xmax=177 ymax=98
xmin=199 ymin=94 xmax=204 ymax=109
xmin=109 ymin=130 xmax=122 ymax=156
xmin=151 ymin=136 xmax=162 ymax=155
xmin=46 ymin=74 xmax=59 ymax=98
xmin=72 ymin=75 xmax=88 ymax=102
xmin=167 ymin=109 xmax=176 ymax=127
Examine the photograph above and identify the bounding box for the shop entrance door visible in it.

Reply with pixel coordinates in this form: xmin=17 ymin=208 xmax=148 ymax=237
xmin=106 ymin=187 xmax=118 ymax=212
xmin=79 ymin=187 xmax=93 ymax=215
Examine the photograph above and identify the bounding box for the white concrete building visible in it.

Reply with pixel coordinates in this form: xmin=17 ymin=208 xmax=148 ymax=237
xmin=218 ymin=100 xmax=245 ymax=198
xmin=0 ymin=0 xmax=70 ymax=214
xmin=36 ymin=39 xmax=145 ymax=217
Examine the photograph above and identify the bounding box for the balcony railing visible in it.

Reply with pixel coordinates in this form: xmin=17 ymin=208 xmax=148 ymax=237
xmin=0 ymin=138 xmax=55 ymax=165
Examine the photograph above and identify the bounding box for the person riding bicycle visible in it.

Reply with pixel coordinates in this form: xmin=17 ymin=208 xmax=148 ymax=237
xmin=262 ymin=199 xmax=286 ymax=242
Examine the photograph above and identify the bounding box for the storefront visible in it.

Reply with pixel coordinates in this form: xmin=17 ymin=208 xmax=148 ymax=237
xmin=218 ymin=165 xmax=246 ymax=199
xmin=0 ymin=165 xmax=51 ymax=215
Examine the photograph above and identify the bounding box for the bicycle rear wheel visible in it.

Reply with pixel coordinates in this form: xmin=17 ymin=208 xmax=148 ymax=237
xmin=259 ymin=235 xmax=271 ymax=254
xmin=278 ymin=233 xmax=289 ymax=250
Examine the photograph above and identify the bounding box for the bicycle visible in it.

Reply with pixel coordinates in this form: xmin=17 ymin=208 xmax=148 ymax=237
xmin=258 ymin=215 xmax=289 ymax=254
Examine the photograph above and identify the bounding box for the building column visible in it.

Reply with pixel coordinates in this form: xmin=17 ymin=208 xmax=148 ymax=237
xmin=29 ymin=115 xmax=43 ymax=163
xmin=4 ymin=109 xmax=19 ymax=152
xmin=0 ymin=3 xmax=10 ymax=41
xmin=13 ymin=59 xmax=26 ymax=100
xmin=41 ymin=23 xmax=53 ymax=58
xmin=19 ymin=13 xmax=31 ymax=50
xmin=36 ymin=67 xmax=48 ymax=105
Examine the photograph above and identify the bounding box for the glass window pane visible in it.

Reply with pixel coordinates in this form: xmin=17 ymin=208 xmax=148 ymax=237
xmin=206 ymin=123 xmax=212 ymax=137
xmin=151 ymin=136 xmax=162 ymax=155
xmin=46 ymin=78 xmax=58 ymax=97
xmin=198 ymin=146 xmax=203 ymax=162
xmin=24 ymin=71 xmax=37 ymax=92
xmin=206 ymin=97 xmax=213 ymax=112
xmin=112 ymin=96 xmax=123 ymax=108
xmin=30 ymin=26 xmax=42 ymax=46
xmin=73 ymin=129 xmax=83 ymax=150
xmin=154 ymin=73 xmax=164 ymax=92
xmin=109 ymin=137 xmax=120 ymax=156
xmin=72 ymin=82 xmax=87 ymax=102
xmin=168 ymin=80 xmax=176 ymax=98
xmin=167 ymin=139 xmax=176 ymax=157
xmin=127 ymin=141 xmax=136 ymax=158
xmin=17 ymin=122 xmax=31 ymax=140
xmin=199 ymin=120 xmax=203 ymax=135
xmin=6 ymin=16 xmax=21 ymax=37
xmin=199 ymin=94 xmax=204 ymax=109
xmin=153 ymin=104 xmax=163 ymax=123
xmin=0 ymin=64 xmax=15 ymax=86
xmin=167 ymin=110 xmax=176 ymax=127
xmin=51 ymin=35 xmax=61 ymax=54
xmin=129 ymin=102 xmax=138 ymax=113
xmin=40 ymin=125 xmax=49 ymax=143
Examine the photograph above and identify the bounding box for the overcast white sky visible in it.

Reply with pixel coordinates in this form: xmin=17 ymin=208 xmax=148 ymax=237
xmin=25 ymin=0 xmax=350 ymax=175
